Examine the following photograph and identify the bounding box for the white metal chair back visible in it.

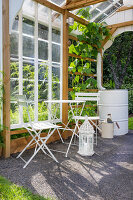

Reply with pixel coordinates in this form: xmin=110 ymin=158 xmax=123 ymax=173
xmin=16 ymin=95 xmax=32 ymax=124
xmin=74 ymin=92 xmax=100 ymax=146
xmin=75 ymin=92 xmax=99 ymax=107
xmin=16 ymin=95 xmax=64 ymax=168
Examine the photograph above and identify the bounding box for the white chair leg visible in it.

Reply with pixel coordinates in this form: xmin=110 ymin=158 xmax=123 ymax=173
xmin=57 ymin=129 xmax=64 ymax=143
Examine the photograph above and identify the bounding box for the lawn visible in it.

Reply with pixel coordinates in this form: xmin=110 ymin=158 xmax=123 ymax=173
xmin=0 ymin=176 xmax=50 ymax=200
xmin=129 ymin=117 xmax=133 ymax=130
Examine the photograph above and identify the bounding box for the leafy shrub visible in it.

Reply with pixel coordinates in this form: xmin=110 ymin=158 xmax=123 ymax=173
xmin=129 ymin=118 xmax=133 ymax=130
xmin=121 ymin=83 xmax=133 ymax=114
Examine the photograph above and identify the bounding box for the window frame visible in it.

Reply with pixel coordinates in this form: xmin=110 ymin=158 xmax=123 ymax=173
xmin=10 ymin=1 xmax=63 ymax=129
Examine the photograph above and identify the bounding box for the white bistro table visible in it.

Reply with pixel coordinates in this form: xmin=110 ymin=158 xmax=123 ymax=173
xmin=43 ymin=99 xmax=86 ymax=156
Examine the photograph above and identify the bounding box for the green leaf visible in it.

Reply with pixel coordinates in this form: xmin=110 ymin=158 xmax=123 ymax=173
xmin=78 ymin=66 xmax=83 ymax=73
xmin=75 ymin=75 xmax=79 ymax=83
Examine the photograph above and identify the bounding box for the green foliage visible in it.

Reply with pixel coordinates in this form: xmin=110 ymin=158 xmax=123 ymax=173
xmin=103 ymin=32 xmax=133 ymax=114
xmin=68 ymin=12 xmax=110 ymax=101
xmin=0 ymin=176 xmax=50 ymax=200
xmin=103 ymin=80 xmax=115 ymax=89
xmin=103 ymin=32 xmax=133 ymax=89
xmin=129 ymin=118 xmax=133 ymax=130
xmin=121 ymin=83 xmax=133 ymax=115
xmin=77 ymin=7 xmax=91 ymax=20
xmin=68 ymin=11 xmax=110 ymax=117
xmin=0 ymin=132 xmax=4 ymax=147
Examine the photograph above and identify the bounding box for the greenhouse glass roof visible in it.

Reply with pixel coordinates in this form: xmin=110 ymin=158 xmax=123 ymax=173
xmin=89 ymin=0 xmax=123 ymax=22
xmin=73 ymin=0 xmax=123 ymax=23
xmin=22 ymin=0 xmax=124 ymax=23
xmin=46 ymin=0 xmax=123 ymax=23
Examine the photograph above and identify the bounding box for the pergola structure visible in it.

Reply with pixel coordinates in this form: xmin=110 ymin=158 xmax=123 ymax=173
xmin=1 ymin=0 xmax=133 ymax=157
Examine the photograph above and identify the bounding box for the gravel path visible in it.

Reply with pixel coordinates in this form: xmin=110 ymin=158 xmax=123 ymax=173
xmin=0 ymin=132 xmax=133 ymax=200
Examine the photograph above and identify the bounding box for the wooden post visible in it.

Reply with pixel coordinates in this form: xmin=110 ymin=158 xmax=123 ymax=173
xmin=62 ymin=10 xmax=69 ymax=137
xmin=2 ymin=0 xmax=10 ymax=157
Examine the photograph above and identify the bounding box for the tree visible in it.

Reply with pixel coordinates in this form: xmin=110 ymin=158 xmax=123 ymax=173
xmin=103 ymin=32 xmax=133 ymax=89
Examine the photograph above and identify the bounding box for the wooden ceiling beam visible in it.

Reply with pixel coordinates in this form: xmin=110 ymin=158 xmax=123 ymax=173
xmin=64 ymin=0 xmax=107 ymax=11
xmin=102 ymin=27 xmax=117 ymax=47
xmin=108 ymin=21 xmax=133 ymax=29
xmin=116 ymin=6 xmax=133 ymax=12
xmin=34 ymin=0 xmax=65 ymax=14
xmin=66 ymin=0 xmax=72 ymax=5
xmin=68 ymin=12 xmax=88 ymax=25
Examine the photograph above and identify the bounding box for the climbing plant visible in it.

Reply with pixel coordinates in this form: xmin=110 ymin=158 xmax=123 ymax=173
xmin=68 ymin=12 xmax=110 ymax=99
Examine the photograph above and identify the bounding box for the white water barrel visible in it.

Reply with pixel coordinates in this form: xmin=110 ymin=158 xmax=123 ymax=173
xmin=99 ymin=90 xmax=128 ymax=136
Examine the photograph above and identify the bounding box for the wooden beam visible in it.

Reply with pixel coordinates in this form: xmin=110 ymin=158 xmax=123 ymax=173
xmin=10 ymin=130 xmax=73 ymax=154
xmin=117 ymin=6 xmax=133 ymax=12
xmin=69 ymin=53 xmax=97 ymax=62
xmin=2 ymin=0 xmax=10 ymax=158
xmin=34 ymin=0 xmax=65 ymax=14
xmin=102 ymin=27 xmax=117 ymax=47
xmin=62 ymin=10 xmax=69 ymax=130
xmin=66 ymin=0 xmax=72 ymax=5
xmin=68 ymin=88 xmax=98 ymax=92
xmin=64 ymin=0 xmax=107 ymax=11
xmin=69 ymin=35 xmax=98 ymax=48
xmin=69 ymin=71 xmax=97 ymax=77
xmin=108 ymin=21 xmax=133 ymax=29
xmin=68 ymin=12 xmax=88 ymax=25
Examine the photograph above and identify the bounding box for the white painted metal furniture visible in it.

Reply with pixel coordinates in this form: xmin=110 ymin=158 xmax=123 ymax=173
xmin=75 ymin=92 xmax=101 ymax=144
xmin=16 ymin=95 xmax=63 ymax=168
xmin=65 ymin=92 xmax=101 ymax=157
xmin=43 ymin=100 xmax=86 ymax=157
xmin=43 ymin=99 xmax=85 ymax=132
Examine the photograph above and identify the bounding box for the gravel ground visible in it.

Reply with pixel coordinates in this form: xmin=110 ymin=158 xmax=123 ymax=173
xmin=0 ymin=132 xmax=133 ymax=200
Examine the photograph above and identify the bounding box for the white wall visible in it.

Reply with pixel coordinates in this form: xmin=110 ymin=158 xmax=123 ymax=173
xmin=103 ymin=8 xmax=133 ymax=52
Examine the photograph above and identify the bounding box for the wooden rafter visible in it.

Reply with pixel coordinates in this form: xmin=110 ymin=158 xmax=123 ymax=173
xmin=34 ymin=0 xmax=64 ymax=14
xmin=102 ymin=27 xmax=117 ymax=47
xmin=64 ymin=0 xmax=107 ymax=11
xmin=66 ymin=0 xmax=72 ymax=5
xmin=116 ymin=6 xmax=133 ymax=12
xmin=68 ymin=12 xmax=88 ymax=25
xmin=108 ymin=21 xmax=133 ymax=29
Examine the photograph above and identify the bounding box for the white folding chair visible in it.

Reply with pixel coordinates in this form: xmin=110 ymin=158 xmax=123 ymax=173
xmin=16 ymin=95 xmax=63 ymax=168
xmin=75 ymin=92 xmax=101 ymax=145
xmin=65 ymin=92 xmax=101 ymax=157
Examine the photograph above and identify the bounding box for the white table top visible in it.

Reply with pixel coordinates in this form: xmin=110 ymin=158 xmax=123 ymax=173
xmin=43 ymin=100 xmax=85 ymax=103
